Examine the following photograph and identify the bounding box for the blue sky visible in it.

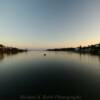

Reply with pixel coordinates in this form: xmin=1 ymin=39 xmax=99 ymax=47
xmin=0 ymin=0 xmax=100 ymax=49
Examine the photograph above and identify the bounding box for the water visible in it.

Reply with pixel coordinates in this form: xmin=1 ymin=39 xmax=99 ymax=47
xmin=0 ymin=51 xmax=100 ymax=100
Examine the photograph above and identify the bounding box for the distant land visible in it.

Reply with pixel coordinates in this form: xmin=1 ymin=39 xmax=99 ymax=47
xmin=0 ymin=44 xmax=27 ymax=54
xmin=47 ymin=43 xmax=100 ymax=55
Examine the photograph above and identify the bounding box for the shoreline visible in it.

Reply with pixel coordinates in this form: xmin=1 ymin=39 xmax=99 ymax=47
xmin=47 ymin=43 xmax=100 ymax=56
xmin=0 ymin=44 xmax=28 ymax=54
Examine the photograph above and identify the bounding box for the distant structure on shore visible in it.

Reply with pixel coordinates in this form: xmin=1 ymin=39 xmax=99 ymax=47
xmin=47 ymin=43 xmax=100 ymax=55
xmin=0 ymin=44 xmax=27 ymax=54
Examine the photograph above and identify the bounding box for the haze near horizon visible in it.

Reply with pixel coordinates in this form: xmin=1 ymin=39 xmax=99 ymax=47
xmin=0 ymin=0 xmax=100 ymax=49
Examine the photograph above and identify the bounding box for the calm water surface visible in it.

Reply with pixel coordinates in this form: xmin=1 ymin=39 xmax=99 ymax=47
xmin=0 ymin=51 xmax=100 ymax=100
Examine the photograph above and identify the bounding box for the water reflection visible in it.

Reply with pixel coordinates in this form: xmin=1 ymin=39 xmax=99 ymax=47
xmin=0 ymin=53 xmax=4 ymax=62
xmin=98 ymin=56 xmax=100 ymax=63
xmin=0 ymin=52 xmax=26 ymax=62
xmin=65 ymin=51 xmax=100 ymax=66
xmin=0 ymin=51 xmax=100 ymax=100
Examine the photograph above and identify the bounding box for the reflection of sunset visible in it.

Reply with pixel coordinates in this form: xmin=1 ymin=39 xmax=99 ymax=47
xmin=0 ymin=1 xmax=100 ymax=99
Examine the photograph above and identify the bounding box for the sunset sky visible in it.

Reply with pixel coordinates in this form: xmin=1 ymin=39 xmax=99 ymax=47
xmin=0 ymin=0 xmax=100 ymax=49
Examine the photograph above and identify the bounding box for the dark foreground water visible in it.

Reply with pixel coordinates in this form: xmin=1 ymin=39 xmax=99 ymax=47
xmin=0 ymin=51 xmax=100 ymax=100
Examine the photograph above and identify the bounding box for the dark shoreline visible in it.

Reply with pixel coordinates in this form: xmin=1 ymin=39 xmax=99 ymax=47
xmin=0 ymin=44 xmax=28 ymax=54
xmin=47 ymin=43 xmax=100 ymax=56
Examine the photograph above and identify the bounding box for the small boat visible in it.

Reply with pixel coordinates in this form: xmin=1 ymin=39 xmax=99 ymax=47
xmin=44 ymin=54 xmax=46 ymax=56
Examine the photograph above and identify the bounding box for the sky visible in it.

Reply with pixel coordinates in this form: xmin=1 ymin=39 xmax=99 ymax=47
xmin=0 ymin=0 xmax=100 ymax=49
